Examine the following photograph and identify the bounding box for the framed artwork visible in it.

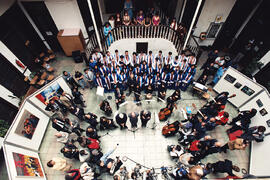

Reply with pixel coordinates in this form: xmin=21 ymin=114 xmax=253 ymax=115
xmin=234 ymin=82 xmax=242 ymax=89
xmin=35 ymin=83 xmax=63 ymax=105
xmin=256 ymin=99 xmax=263 ymax=108
xmin=266 ymin=120 xmax=270 ymax=127
xmin=12 ymin=152 xmax=44 ymax=177
xmin=14 ymin=110 xmax=39 ymax=139
xmin=224 ymin=74 xmax=236 ymax=84
xmin=215 ymin=15 xmax=223 ymax=23
xmin=259 ymin=108 xmax=268 ymax=116
xmin=241 ymin=86 xmax=255 ymax=96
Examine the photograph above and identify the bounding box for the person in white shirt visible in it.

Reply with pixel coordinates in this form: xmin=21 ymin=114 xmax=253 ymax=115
xmin=55 ymin=131 xmax=69 ymax=144
xmin=80 ymin=162 xmax=95 ymax=180
xmin=106 ymin=51 xmax=113 ymax=65
xmin=113 ymin=49 xmax=121 ymax=64
xmin=187 ymin=53 xmax=196 ymax=65
xmin=84 ymin=68 xmax=94 ymax=89
xmin=155 ymin=50 xmax=164 ymax=64
xmin=47 ymin=157 xmax=72 ymax=171
xmin=171 ymin=56 xmax=180 ymax=67
xmin=179 ymin=52 xmax=187 ymax=63
xmin=124 ymin=50 xmax=131 ymax=65
xmin=92 ymin=51 xmax=102 ymax=62
xmin=165 ymin=52 xmax=173 ymax=65
xmin=146 ymin=51 xmax=154 ymax=67
xmin=213 ymin=56 xmax=225 ymax=69
xmin=137 ymin=51 xmax=146 ymax=64
xmin=79 ymin=148 xmax=91 ymax=163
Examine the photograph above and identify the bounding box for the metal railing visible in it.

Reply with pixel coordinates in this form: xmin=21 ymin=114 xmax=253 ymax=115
xmin=85 ymin=25 xmax=201 ymax=59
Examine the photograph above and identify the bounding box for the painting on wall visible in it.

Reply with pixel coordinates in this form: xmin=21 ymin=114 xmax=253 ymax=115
xmin=241 ymin=86 xmax=255 ymax=96
xmin=35 ymin=82 xmax=63 ymax=105
xmin=14 ymin=110 xmax=39 ymax=139
xmin=224 ymin=74 xmax=236 ymax=84
xmin=12 ymin=152 xmax=44 ymax=177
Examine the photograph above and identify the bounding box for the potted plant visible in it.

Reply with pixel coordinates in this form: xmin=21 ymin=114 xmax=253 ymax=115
xmin=0 ymin=120 xmax=9 ymax=137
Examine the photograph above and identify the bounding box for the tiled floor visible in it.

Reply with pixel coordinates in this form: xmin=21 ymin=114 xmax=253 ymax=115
xmin=38 ymin=51 xmax=249 ymax=179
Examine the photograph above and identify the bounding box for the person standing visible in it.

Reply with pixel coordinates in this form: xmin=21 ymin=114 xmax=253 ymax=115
xmin=116 ymin=113 xmax=128 ymax=130
xmin=84 ymin=68 xmax=94 ymax=89
xmin=75 ymin=71 xmax=87 ymax=90
xmin=140 ymin=110 xmax=151 ymax=127
xmin=129 ymin=112 xmax=139 ymax=128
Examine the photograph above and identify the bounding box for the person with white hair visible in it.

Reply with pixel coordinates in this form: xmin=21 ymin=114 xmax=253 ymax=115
xmin=116 ymin=113 xmax=128 ymax=130
xmin=55 ymin=131 xmax=69 ymax=144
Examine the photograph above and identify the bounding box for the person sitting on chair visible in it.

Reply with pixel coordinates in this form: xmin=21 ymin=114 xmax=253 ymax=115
xmin=116 ymin=113 xmax=128 ymax=130
xmin=99 ymin=100 xmax=112 ymax=116
xmin=69 ymin=105 xmax=85 ymax=121
xmin=83 ymin=112 xmax=98 ymax=129
xmin=72 ymin=88 xmax=86 ymax=107
xmin=140 ymin=110 xmax=151 ymax=127
xmin=60 ymin=141 xmax=79 ymax=160
xmin=86 ymin=126 xmax=100 ymax=139
xmin=52 ymin=117 xmax=84 ymax=136
xmin=45 ymin=98 xmax=67 ymax=114
xmin=100 ymin=116 xmax=118 ymax=130
xmin=157 ymin=83 xmax=166 ymax=101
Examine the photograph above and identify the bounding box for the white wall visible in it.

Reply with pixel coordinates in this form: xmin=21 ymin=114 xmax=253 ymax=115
xmin=0 ymin=85 xmax=20 ymax=107
xmin=44 ymin=0 xmax=88 ymax=39
xmin=108 ymin=38 xmax=178 ymax=56
xmin=0 ymin=41 xmax=31 ymax=76
xmin=0 ymin=0 xmax=15 ymax=16
xmin=193 ymin=0 xmax=236 ymax=46
xmin=4 ymin=144 xmax=46 ymax=180
xmin=5 ymin=101 xmax=50 ymax=151
xmin=214 ymin=67 xmax=263 ymax=108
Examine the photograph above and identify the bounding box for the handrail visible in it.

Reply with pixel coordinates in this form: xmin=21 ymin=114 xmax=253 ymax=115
xmin=185 ymin=35 xmax=203 ymax=59
xmin=85 ymin=25 xmax=185 ymax=55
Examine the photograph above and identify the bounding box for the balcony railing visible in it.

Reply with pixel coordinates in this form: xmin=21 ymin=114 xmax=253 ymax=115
xmin=85 ymin=25 xmax=201 ymax=59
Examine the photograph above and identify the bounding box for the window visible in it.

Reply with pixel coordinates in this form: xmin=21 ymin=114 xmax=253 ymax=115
xmin=206 ymin=22 xmax=223 ymax=38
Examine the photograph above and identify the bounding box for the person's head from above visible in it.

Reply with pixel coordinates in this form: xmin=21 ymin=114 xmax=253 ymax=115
xmin=223 ymin=111 xmax=229 ymax=118
xmin=214 ymin=50 xmax=219 ymax=54
xmin=159 ymin=50 xmax=162 ymax=55
xmin=209 ymin=117 xmax=216 ymax=122
xmin=250 ymin=108 xmax=257 ymax=115
xmin=125 ymin=50 xmax=129 ymax=55
xmin=63 ymin=71 xmax=68 ymax=76
xmin=116 ymin=13 xmax=120 ymax=18
xmin=49 ymin=99 xmax=55 ymax=104
xmin=47 ymin=160 xmax=55 ymax=167
xmin=55 ymin=132 xmax=64 ymax=138
xmin=86 ymin=126 xmax=94 ymax=132
xmin=168 ymin=52 xmax=172 ymax=56
xmin=84 ymin=68 xmax=89 ymax=73
xmin=109 ymin=15 xmax=114 ymax=20
xmin=139 ymin=10 xmax=143 ymax=16
xmin=258 ymin=126 xmax=266 ymax=133
xmin=113 ymin=175 xmax=120 ymax=180
xmin=175 ymin=56 xmax=179 ymax=60
xmin=79 ymin=150 xmax=87 ymax=156
xmin=130 ymin=73 xmax=134 ymax=78
xmin=215 ymin=142 xmax=222 ymax=147
xmin=119 ymin=113 xmax=124 ymax=119
xmin=124 ymin=11 xmax=129 ymax=16
xmin=149 ymin=50 xmax=152 ymax=54
xmin=131 ymin=112 xmax=136 ymax=117
xmin=172 ymin=18 xmax=176 ymax=23
xmin=158 ymin=64 xmax=162 ymax=68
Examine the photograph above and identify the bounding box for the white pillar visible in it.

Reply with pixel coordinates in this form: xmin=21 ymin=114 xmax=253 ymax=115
xmin=179 ymin=0 xmax=187 ymax=23
xmin=0 ymin=41 xmax=31 ymax=77
xmin=17 ymin=0 xmax=51 ymax=50
xmin=182 ymin=0 xmax=203 ymax=50
xmin=87 ymin=0 xmax=103 ymax=51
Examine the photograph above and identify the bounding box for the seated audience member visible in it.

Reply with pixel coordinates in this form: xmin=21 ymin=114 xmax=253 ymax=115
xmin=208 ymin=65 xmax=227 ymax=86
xmin=60 ymin=141 xmax=79 ymax=160
xmin=98 ymin=145 xmax=118 ymax=172
xmin=187 ymin=165 xmax=207 ymax=180
xmin=55 ymin=131 xmax=69 ymax=144
xmin=80 ymin=162 xmax=96 ymax=180
xmin=214 ymin=91 xmax=236 ymax=106
xmin=129 ymin=112 xmax=139 ymax=128
xmin=123 ymin=11 xmax=131 ymax=26
xmin=72 ymin=88 xmax=86 ymax=107
xmin=99 ymin=100 xmax=112 ymax=116
xmin=60 ymin=91 xmax=74 ymax=109
xmin=45 ymin=98 xmax=67 ymax=114
xmin=116 ymin=113 xmax=128 ymax=130
xmin=79 ymin=148 xmax=91 ymax=163
xmin=86 ymin=126 xmax=99 ymax=139
xmin=63 ymin=71 xmax=78 ymax=89
xmin=89 ymin=149 xmax=103 ymax=164
xmin=228 ymin=108 xmax=257 ymax=126
xmin=52 ymin=117 xmax=84 ymax=136
xmin=140 ymin=110 xmax=151 ymax=127
xmin=167 ymin=145 xmax=184 ymax=159
xmin=208 ymin=159 xmax=240 ymax=177
xmin=241 ymin=125 xmax=266 ymax=142
xmin=178 ymin=153 xmax=197 ymax=167
xmin=65 ymin=169 xmax=81 ymax=180
xmin=220 ymin=138 xmax=248 ymax=153
xmin=69 ymin=106 xmax=85 ymax=121
xmin=100 ymin=116 xmax=118 ymax=130
xmin=47 ymin=157 xmax=72 ymax=171
xmin=215 ymin=111 xmax=229 ymax=125
xmin=77 ymin=136 xmax=100 ymax=150
xmin=83 ymin=112 xmax=98 ymax=128
xmin=75 ymin=71 xmax=87 ymax=90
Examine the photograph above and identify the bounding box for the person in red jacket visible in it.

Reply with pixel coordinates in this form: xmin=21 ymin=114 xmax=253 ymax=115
xmin=77 ymin=136 xmax=100 ymax=150
xmin=65 ymin=169 xmax=81 ymax=180
xmin=215 ymin=111 xmax=229 ymax=125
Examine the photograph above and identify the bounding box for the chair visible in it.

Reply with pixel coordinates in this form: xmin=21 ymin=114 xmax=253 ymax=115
xmin=72 ymin=50 xmax=83 ymax=63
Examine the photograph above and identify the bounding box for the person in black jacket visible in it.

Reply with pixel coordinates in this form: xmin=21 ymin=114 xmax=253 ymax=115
xmin=115 ymin=113 xmax=128 ymax=130
xmin=52 ymin=117 xmax=84 ymax=136
xmin=115 ymin=86 xmax=125 ymax=110
xmin=240 ymin=126 xmax=266 ymax=142
xmin=86 ymin=126 xmax=99 ymax=139
xmin=157 ymin=83 xmax=166 ymax=102
xmin=60 ymin=141 xmax=79 ymax=160
xmin=45 ymin=98 xmax=67 ymax=114
xmin=83 ymin=112 xmax=98 ymax=128
xmin=72 ymin=88 xmax=86 ymax=107
xmin=127 ymin=73 xmax=137 ymax=94
xmin=100 ymin=116 xmax=118 ymax=130
xmin=140 ymin=110 xmax=151 ymax=127
xmin=69 ymin=106 xmax=85 ymax=121
xmin=99 ymin=100 xmax=112 ymax=116
xmin=207 ymin=159 xmax=240 ymax=176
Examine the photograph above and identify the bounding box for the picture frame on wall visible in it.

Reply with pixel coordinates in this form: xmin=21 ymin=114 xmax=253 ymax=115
xmin=224 ymin=74 xmax=236 ymax=84
xmin=256 ymin=99 xmax=263 ymax=108
xmin=241 ymin=86 xmax=255 ymax=96
xmin=234 ymin=82 xmax=242 ymax=89
xmin=259 ymin=108 xmax=268 ymax=116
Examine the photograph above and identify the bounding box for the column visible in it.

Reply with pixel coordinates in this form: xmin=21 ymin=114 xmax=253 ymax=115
xmin=87 ymin=0 xmax=103 ymax=51
xmin=182 ymin=0 xmax=203 ymax=50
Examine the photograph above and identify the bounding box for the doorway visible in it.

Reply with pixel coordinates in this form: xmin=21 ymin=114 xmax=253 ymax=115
xmin=22 ymin=1 xmax=62 ymax=52
xmin=136 ymin=42 xmax=148 ymax=53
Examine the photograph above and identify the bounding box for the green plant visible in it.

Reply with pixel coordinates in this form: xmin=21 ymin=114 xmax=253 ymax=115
xmin=0 ymin=120 xmax=10 ymax=137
